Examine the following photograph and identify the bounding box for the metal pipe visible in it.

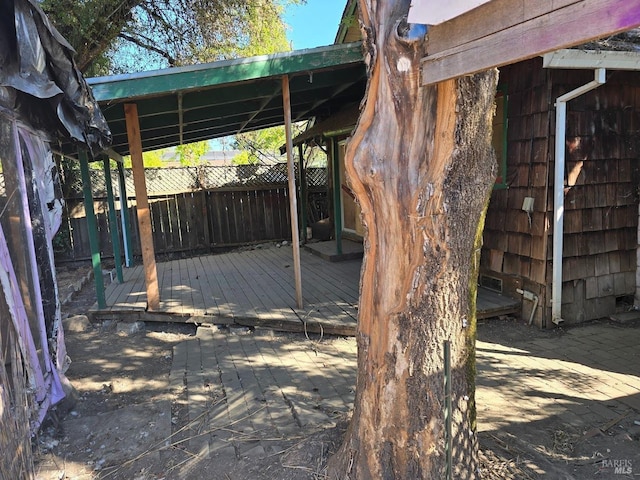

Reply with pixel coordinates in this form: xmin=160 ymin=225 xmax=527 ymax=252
xmin=552 ymin=68 xmax=606 ymax=325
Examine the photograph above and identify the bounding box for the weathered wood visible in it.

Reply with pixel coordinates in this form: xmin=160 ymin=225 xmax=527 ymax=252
xmin=124 ymin=103 xmax=160 ymax=310
xmin=78 ymin=150 xmax=106 ymax=309
xmin=422 ymin=0 xmax=640 ymax=85
xmin=326 ymin=1 xmax=498 ymax=477
xmin=282 ymin=75 xmax=304 ymax=310
xmin=530 ymin=259 xmax=546 ymax=285
xmin=103 ymin=157 xmax=123 ymax=283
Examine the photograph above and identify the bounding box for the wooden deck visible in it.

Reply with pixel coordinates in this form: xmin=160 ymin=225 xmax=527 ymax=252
xmin=92 ymin=246 xmax=361 ymax=335
xmin=92 ymin=247 xmax=520 ymax=335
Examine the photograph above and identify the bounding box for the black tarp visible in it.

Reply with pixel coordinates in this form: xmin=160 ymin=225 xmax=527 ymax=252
xmin=0 ymin=0 xmax=111 ymax=155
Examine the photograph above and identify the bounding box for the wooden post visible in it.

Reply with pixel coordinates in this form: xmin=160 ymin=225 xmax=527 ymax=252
xmin=78 ymin=150 xmax=106 ymax=309
xmin=331 ymin=139 xmax=343 ymax=255
xmin=297 ymin=143 xmax=308 ymax=242
xmin=103 ymin=157 xmax=124 ymax=283
xmin=124 ymin=103 xmax=160 ymax=311
xmin=282 ymin=75 xmax=303 ymax=309
xmin=116 ymin=161 xmax=134 ymax=267
xmin=201 ymin=189 xmax=211 ymax=249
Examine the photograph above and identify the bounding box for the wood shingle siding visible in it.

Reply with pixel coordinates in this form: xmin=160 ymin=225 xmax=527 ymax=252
xmin=482 ymin=57 xmax=640 ymax=327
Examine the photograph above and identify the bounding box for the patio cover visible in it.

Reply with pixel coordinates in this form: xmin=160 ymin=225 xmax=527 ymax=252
xmin=85 ymin=42 xmax=366 ymax=157
xmin=78 ymin=41 xmax=366 ymax=313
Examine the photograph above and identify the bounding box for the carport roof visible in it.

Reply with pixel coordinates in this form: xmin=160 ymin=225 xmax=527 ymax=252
xmin=87 ymin=42 xmax=366 ymax=157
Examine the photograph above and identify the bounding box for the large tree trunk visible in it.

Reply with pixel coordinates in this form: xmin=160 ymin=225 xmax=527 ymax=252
xmin=326 ymin=1 xmax=498 ymax=479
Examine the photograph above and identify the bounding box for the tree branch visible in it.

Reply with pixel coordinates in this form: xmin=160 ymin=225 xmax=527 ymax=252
xmin=118 ymin=32 xmax=177 ymax=66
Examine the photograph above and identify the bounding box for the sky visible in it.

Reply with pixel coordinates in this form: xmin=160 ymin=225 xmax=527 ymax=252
xmin=283 ymin=0 xmax=347 ymax=50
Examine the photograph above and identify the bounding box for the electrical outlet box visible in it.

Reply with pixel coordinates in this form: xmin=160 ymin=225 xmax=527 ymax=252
xmin=522 ymin=196 xmax=535 ymax=213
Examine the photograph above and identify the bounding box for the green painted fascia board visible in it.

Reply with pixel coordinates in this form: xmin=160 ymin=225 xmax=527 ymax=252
xmin=335 ymin=0 xmax=358 ymax=44
xmin=88 ymin=42 xmax=363 ymax=102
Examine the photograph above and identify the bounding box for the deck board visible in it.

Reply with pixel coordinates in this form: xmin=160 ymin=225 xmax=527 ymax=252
xmin=92 ymin=247 xmax=520 ymax=334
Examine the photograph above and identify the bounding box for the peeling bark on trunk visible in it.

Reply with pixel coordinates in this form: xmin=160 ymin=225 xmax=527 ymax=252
xmin=326 ymin=1 xmax=498 ymax=479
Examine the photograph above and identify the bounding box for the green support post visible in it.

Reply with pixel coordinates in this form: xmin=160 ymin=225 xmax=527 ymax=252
xmin=117 ymin=161 xmax=134 ymax=267
xmin=78 ymin=150 xmax=106 ymax=309
xmin=103 ymin=157 xmax=124 ymax=283
xmin=297 ymin=144 xmax=308 ymax=242
xmin=331 ymin=139 xmax=343 ymax=255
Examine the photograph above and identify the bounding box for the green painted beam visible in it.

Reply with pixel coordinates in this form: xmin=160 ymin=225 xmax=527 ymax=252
xmin=78 ymin=150 xmax=106 ymax=309
xmin=331 ymin=139 xmax=343 ymax=255
xmin=88 ymin=42 xmax=363 ymax=102
xmin=298 ymin=144 xmax=308 ymax=241
xmin=103 ymin=157 xmax=124 ymax=283
xmin=109 ymin=115 xmax=296 ymax=153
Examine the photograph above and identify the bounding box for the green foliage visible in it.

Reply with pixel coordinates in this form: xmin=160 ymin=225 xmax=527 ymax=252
xmin=122 ymin=150 xmax=165 ymax=168
xmin=42 ymin=0 xmax=303 ymax=74
xmin=232 ymin=126 xmax=286 ymax=164
xmin=231 ymin=150 xmax=252 ymax=165
xmin=175 ymin=141 xmax=209 ymax=166
xmin=232 ymin=122 xmax=316 ymax=165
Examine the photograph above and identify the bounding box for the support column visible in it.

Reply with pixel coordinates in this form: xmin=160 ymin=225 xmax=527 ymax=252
xmin=116 ymin=161 xmax=134 ymax=268
xmin=78 ymin=150 xmax=106 ymax=309
xmin=297 ymin=143 xmax=308 ymax=242
xmin=331 ymin=139 xmax=343 ymax=255
xmin=282 ymin=75 xmax=303 ymax=309
xmin=103 ymin=157 xmax=124 ymax=283
xmin=124 ymin=103 xmax=160 ymax=311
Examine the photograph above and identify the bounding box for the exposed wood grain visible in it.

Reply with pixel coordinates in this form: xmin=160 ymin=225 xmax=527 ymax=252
xmin=125 ymin=103 xmax=160 ymax=310
xmin=282 ymin=75 xmax=304 ymax=309
xmin=426 ymin=0 xmax=579 ymax=54
xmin=97 ymin=248 xmax=513 ymax=334
xmin=423 ymin=0 xmax=640 ymax=85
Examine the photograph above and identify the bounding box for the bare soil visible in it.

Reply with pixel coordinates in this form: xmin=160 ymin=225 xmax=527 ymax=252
xmin=33 ymin=267 xmax=639 ymax=479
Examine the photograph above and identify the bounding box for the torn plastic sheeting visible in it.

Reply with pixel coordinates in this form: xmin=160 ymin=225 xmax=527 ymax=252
xmin=14 ymin=0 xmax=63 ymax=100
xmin=0 ymin=224 xmax=46 ymax=402
xmin=0 ymin=0 xmax=111 ymax=155
xmin=0 ymin=121 xmax=67 ymax=433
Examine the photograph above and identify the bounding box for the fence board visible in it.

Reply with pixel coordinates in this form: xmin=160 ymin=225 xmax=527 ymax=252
xmin=55 ymin=166 xmax=330 ymax=262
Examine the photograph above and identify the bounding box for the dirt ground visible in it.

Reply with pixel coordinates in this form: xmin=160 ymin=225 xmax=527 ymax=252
xmin=32 ymin=264 xmax=639 ymax=479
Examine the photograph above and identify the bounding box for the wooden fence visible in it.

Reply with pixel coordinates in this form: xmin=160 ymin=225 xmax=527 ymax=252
xmin=54 ymin=165 xmax=329 ymax=262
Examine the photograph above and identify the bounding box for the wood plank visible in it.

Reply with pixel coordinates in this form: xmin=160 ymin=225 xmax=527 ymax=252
xmin=168 ymin=194 xmax=181 ymax=250
xmin=261 ymin=247 xmax=359 ymax=324
xmin=178 ymin=257 xmax=194 ymax=315
xmin=476 ymin=287 xmax=521 ymax=319
xmin=425 ymin=0 xmax=576 ymax=51
xmin=210 ymin=191 xmax=225 ymax=245
xmin=94 ymin=248 xmax=360 ymax=333
xmin=191 ymin=255 xmax=218 ymax=316
xmin=187 ymin=256 xmax=206 ymax=315
xmin=488 ymin=249 xmax=504 ymax=271
xmin=422 ymin=0 xmax=640 ymax=85
xmin=200 ymin=190 xmax=211 ymax=247
xmin=223 ymin=251 xmax=279 ymax=321
xmin=119 ymin=266 xmax=147 ymax=310
xmin=111 ymin=266 xmax=141 ymax=310
xmin=213 ymin=251 xmax=261 ymax=320
xmin=200 ymin=253 xmax=236 ymax=318
xmin=244 ymin=247 xmax=338 ymax=325
xmin=282 ymin=75 xmax=303 ymax=310
xmin=124 ymin=103 xmax=160 ymax=310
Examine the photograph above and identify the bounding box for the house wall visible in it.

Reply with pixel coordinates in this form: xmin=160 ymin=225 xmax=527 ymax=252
xmin=482 ymin=57 xmax=640 ymax=327
xmin=482 ymin=58 xmax=552 ymax=327
xmin=553 ymin=68 xmax=640 ymax=324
